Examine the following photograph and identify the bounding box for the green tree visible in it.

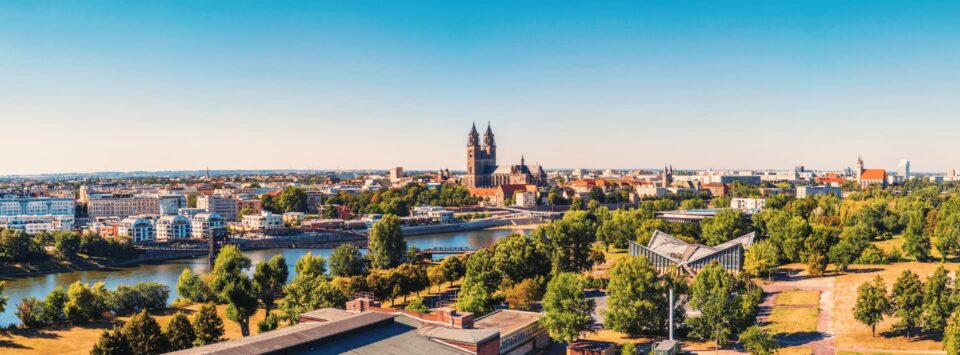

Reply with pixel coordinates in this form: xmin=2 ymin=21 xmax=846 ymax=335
xmin=122 ymin=310 xmax=170 ymax=355
xmin=282 ymin=253 xmax=347 ymax=321
xmin=64 ymin=281 xmax=105 ymax=323
xmin=209 ymin=245 xmax=257 ymax=337
xmin=739 ymin=325 xmax=779 ymax=355
xmin=368 ymin=214 xmax=406 ymax=268
xmin=902 ymin=208 xmax=931 ymax=261
xmin=427 ymin=265 xmax=446 ymax=293
xmin=700 ymin=209 xmax=749 ymax=246
xmin=329 ymin=243 xmax=366 ymax=277
xmin=947 ymin=311 xmax=960 ymax=355
xmin=439 ymin=255 xmax=465 ymax=287
xmin=891 ymin=270 xmax=923 ymax=337
xmin=164 ymin=312 xmax=196 ymax=351
xmin=743 ymin=239 xmax=778 ymax=280
xmin=935 ymin=197 xmax=960 ymax=261
xmin=404 ymin=298 xmax=429 ymax=313
xmin=922 ymin=266 xmax=952 ymax=332
xmin=596 ymin=209 xmax=645 ymax=251
xmin=854 ymin=275 xmax=890 ymax=337
xmin=540 ymin=272 xmax=594 ymax=342
xmin=192 ymin=304 xmax=225 ymax=346
xmin=90 ymin=326 xmax=133 ymax=355
xmin=177 ymin=268 xmax=211 ymax=302
xmin=504 ymin=279 xmax=541 ymax=311
xmin=603 ymin=256 xmax=676 ymax=337
xmin=253 ymin=254 xmax=289 ymax=315
xmin=686 ymin=262 xmax=754 ymax=348
xmin=542 ymin=211 xmax=597 ymax=274
xmin=493 ymin=233 xmax=550 ymax=283
xmin=456 ymin=249 xmax=499 ymax=315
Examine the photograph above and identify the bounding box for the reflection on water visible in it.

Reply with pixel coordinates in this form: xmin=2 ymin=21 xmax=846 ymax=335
xmin=0 ymin=228 xmax=528 ymax=326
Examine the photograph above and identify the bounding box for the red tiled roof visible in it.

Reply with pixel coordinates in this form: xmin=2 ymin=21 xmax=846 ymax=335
xmin=861 ymin=169 xmax=887 ymax=180
xmin=469 ymin=188 xmax=497 ymax=197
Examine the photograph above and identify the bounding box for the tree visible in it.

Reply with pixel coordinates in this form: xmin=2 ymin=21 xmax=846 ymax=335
xmin=891 ymin=270 xmax=923 ymax=337
xmin=54 ymin=232 xmax=81 ymax=259
xmin=192 ymin=304 xmax=225 ymax=346
xmin=439 ymin=255 xmax=465 ymax=287
xmin=922 ymin=266 xmax=952 ymax=332
xmin=686 ymin=262 xmax=755 ymax=348
xmin=329 ymin=243 xmax=366 ymax=277
xmin=282 ymin=253 xmax=347 ymax=321
xmin=540 ymin=272 xmax=594 ymax=342
xmin=91 ymin=326 xmax=133 ymax=355
xmin=427 ymin=265 xmax=446 ymax=293
xmin=700 ymin=209 xmax=749 ymax=246
xmin=596 ymin=209 xmax=645 ymax=251
xmin=404 ymin=298 xmax=429 ymax=313
xmin=164 ymin=312 xmax=196 ymax=351
xmin=947 ymin=311 xmax=960 ymax=355
xmin=739 ymin=325 xmax=779 ymax=355
xmin=177 ymin=268 xmax=211 ymax=302
xmin=64 ymin=281 xmax=105 ymax=323
xmin=0 ymin=281 xmax=6 ymax=315
xmin=209 ymin=245 xmax=257 ymax=337
xmin=368 ymin=214 xmax=406 ymax=268
xmin=504 ymin=279 xmax=540 ymax=311
xmin=542 ymin=211 xmax=597 ymax=274
xmin=604 ymin=256 xmax=674 ymax=337
xmin=122 ymin=310 xmax=170 ymax=355
xmin=107 ymin=282 xmax=170 ymax=316
xmin=743 ymin=239 xmax=778 ymax=280
xmin=456 ymin=249 xmax=499 ymax=315
xmin=854 ymin=275 xmax=890 ymax=337
xmin=902 ymin=209 xmax=931 ymax=261
xmin=493 ymin=233 xmax=550 ymax=283
xmin=253 ymin=254 xmax=289 ymax=315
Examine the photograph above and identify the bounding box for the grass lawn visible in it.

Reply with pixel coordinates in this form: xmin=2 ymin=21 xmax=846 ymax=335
xmin=768 ymin=307 xmax=819 ymax=334
xmin=778 ymin=346 xmax=813 ymax=355
xmin=836 ymin=352 xmax=905 ymax=355
xmin=872 ymin=235 xmax=942 ymax=261
xmin=775 ymin=290 xmax=820 ymax=307
xmin=834 ymin=262 xmax=958 ymax=351
xmin=0 ymin=303 xmax=270 ymax=355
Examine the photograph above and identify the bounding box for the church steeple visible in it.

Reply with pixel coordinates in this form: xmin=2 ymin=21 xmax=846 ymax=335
xmin=483 ymin=122 xmax=495 ymax=147
xmin=468 ymin=123 xmax=479 ymax=146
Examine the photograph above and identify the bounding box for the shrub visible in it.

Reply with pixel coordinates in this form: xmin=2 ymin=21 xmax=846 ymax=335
xmin=855 ymin=244 xmax=890 ymax=265
xmin=404 ymin=298 xmax=430 ymax=313
xmin=107 ymin=282 xmax=170 ymax=316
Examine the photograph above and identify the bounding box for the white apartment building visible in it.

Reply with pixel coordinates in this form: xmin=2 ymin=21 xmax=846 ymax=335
xmin=192 ymin=213 xmax=226 ymax=239
xmin=118 ymin=217 xmax=156 ymax=243
xmin=513 ymin=191 xmax=537 ymax=209
xmin=241 ymin=211 xmax=283 ymax=230
xmin=731 ymin=198 xmax=766 ymax=210
xmin=156 ymin=215 xmax=192 ymax=240
xmin=0 ymin=197 xmax=76 ymax=234
xmin=197 ymin=195 xmax=239 ymax=221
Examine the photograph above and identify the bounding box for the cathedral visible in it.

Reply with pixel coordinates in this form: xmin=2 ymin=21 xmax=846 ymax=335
xmin=462 ymin=123 xmax=547 ymax=189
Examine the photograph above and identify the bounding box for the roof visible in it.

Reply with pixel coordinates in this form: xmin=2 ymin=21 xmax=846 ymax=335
xmin=644 ymin=230 xmax=755 ymax=265
xmin=473 ymin=309 xmax=542 ymax=336
xmin=469 ymin=188 xmax=497 ymax=197
xmin=861 ymin=169 xmax=887 ymax=180
xmin=166 ymin=312 xmax=395 ymax=355
xmin=292 ymin=317 xmax=473 ymax=355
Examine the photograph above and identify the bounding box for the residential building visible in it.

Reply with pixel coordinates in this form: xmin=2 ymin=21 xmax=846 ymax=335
xmin=795 ymin=186 xmax=842 ymax=198
xmin=197 ymin=195 xmax=239 ymax=221
xmin=702 ymin=183 xmax=727 ymax=197
xmin=283 ymin=212 xmax=306 ymax=225
xmin=237 ymin=198 xmax=263 ymax=216
xmin=158 ymin=194 xmax=187 ymax=215
xmin=156 ymin=215 xmax=192 ymax=240
xmin=191 ymin=213 xmax=226 ymax=239
xmin=513 ymin=191 xmax=537 ymax=208
xmin=730 ymin=198 xmax=765 ymax=211
xmin=0 ymin=197 xmax=75 ymax=234
xmin=118 ymin=217 xmax=155 ymax=243
xmin=88 ymin=194 xmax=160 ymax=218
xmin=242 ymin=211 xmax=283 ymax=230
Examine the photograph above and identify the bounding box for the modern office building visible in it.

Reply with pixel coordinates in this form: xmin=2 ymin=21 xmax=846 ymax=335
xmin=898 ymin=159 xmax=911 ymax=181
xmin=156 ymin=215 xmax=192 ymax=240
xmin=158 ymin=194 xmax=187 ymax=215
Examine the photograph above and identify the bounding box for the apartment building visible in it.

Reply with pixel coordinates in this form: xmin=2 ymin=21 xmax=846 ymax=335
xmin=156 ymin=215 xmax=192 ymax=240
xmin=191 ymin=213 xmax=226 ymax=239
xmin=241 ymin=211 xmax=283 ymax=230
xmin=0 ymin=197 xmax=76 ymax=234
xmin=118 ymin=217 xmax=156 ymax=243
xmin=197 ymin=195 xmax=239 ymax=221
xmin=87 ymin=194 xmax=160 ymax=218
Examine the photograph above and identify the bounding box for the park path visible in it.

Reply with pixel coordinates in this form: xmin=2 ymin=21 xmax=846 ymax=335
xmin=759 ymin=275 xmax=836 ymax=355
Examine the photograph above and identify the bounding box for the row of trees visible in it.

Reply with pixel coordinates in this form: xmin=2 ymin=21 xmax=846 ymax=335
xmin=16 ymin=281 xmax=168 ymax=328
xmin=91 ymin=305 xmax=225 ymax=355
xmin=854 ymin=266 xmax=957 ymax=339
xmin=322 ymin=183 xmax=476 ymax=218
xmin=0 ymin=229 xmax=138 ymax=263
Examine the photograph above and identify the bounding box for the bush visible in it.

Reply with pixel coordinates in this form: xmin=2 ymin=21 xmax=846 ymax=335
xmin=16 ymin=297 xmax=51 ymax=328
xmin=740 ymin=325 xmax=778 ymax=355
xmin=855 ymin=244 xmax=891 ymax=265
xmin=404 ymin=298 xmax=429 ymax=313
xmin=504 ymin=279 xmax=541 ymax=311
xmin=258 ymin=312 xmax=281 ymax=333
xmin=107 ymin=282 xmax=170 ymax=316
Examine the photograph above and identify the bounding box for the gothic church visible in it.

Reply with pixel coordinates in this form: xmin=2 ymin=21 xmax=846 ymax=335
xmin=462 ymin=123 xmax=547 ymax=189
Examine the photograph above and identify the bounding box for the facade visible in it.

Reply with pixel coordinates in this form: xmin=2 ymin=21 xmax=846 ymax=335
xmin=730 ymin=198 xmax=765 ymax=210
xmin=88 ymin=194 xmax=160 ymax=218
xmin=462 ymin=123 xmax=547 ymax=188
xmin=513 ymin=191 xmax=537 ymax=208
xmin=390 ymin=167 xmax=404 ymax=181
xmin=237 ymin=198 xmax=263 ymax=216
xmin=856 ymin=156 xmax=888 ymax=188
xmin=118 ymin=217 xmax=155 ymax=243
xmin=197 ymin=194 xmax=239 ymax=221
xmin=898 ymin=159 xmax=911 ymax=181
xmin=0 ymin=197 xmax=75 ymax=234
xmin=156 ymin=215 xmax=192 ymax=240
xmin=796 ymin=186 xmax=842 ymax=198
xmin=158 ymin=194 xmax=187 ymax=215
xmin=628 ymin=230 xmax=755 ymax=275
xmin=191 ymin=213 xmax=226 ymax=239
xmin=242 ymin=211 xmax=283 ymax=230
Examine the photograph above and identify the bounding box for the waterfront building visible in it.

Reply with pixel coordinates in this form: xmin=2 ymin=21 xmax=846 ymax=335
xmin=156 ymin=215 xmax=192 ymax=240
xmin=191 ymin=213 xmax=226 ymax=239
xmin=88 ymin=194 xmax=160 ymax=218
xmin=462 ymin=123 xmax=547 ymax=188
xmin=118 ymin=217 xmax=156 ymax=243
xmin=197 ymin=194 xmax=239 ymax=221
xmin=242 ymin=211 xmax=283 ymax=230
xmin=0 ymin=196 xmax=76 ymax=233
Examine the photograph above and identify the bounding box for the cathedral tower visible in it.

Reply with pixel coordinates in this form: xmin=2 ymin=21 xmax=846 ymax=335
xmin=466 ymin=123 xmax=483 ymax=188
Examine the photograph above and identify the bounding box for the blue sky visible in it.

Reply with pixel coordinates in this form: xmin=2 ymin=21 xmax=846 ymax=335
xmin=2 ymin=1 xmax=959 ymax=175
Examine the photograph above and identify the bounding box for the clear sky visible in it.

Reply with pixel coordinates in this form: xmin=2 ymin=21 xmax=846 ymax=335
xmin=2 ymin=1 xmax=959 ymax=175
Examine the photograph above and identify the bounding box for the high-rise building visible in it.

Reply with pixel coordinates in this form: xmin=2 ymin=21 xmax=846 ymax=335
xmin=898 ymin=159 xmax=911 ymax=180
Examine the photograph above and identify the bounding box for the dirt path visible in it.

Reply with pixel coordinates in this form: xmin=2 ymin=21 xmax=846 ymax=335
xmin=759 ymin=275 xmax=836 ymax=355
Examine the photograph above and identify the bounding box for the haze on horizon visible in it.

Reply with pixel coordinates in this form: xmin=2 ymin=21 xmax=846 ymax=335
xmin=2 ymin=1 xmax=959 ymax=176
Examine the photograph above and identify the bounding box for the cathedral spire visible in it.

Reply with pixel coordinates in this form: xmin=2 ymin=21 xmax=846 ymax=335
xmin=483 ymin=122 xmax=495 ymax=146
xmin=521 ymin=155 xmax=525 ymax=166
xmin=468 ymin=123 xmax=479 ymax=146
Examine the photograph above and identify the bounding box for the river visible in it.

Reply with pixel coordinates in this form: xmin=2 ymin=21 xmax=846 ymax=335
xmin=0 ymin=228 xmax=529 ymax=327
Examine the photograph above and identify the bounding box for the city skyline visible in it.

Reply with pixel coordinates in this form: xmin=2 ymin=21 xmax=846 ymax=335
xmin=3 ymin=1 xmax=960 ymax=175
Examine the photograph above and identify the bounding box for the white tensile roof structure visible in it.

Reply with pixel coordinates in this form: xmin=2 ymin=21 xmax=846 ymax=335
xmin=628 ymin=230 xmax=756 ymax=276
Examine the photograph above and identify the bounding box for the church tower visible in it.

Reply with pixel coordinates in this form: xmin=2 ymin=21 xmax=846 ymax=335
xmin=856 ymin=155 xmax=864 ymax=182
xmin=483 ymin=122 xmax=497 ymax=169
xmin=466 ymin=123 xmax=482 ymax=188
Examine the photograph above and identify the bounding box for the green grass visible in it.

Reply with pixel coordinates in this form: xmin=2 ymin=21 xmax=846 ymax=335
xmin=768 ymin=307 xmax=819 ymax=334
xmin=775 ymin=290 xmax=820 ymax=307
